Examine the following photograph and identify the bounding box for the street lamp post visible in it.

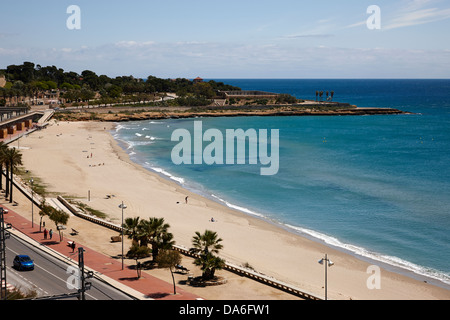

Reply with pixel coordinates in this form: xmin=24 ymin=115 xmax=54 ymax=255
xmin=318 ymin=254 xmax=334 ymax=300
xmin=119 ymin=202 xmax=127 ymax=270
xmin=30 ymin=178 xmax=34 ymax=228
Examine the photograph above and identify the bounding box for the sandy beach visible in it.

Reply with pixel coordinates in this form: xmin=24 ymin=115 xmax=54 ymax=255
xmin=13 ymin=119 xmax=450 ymax=300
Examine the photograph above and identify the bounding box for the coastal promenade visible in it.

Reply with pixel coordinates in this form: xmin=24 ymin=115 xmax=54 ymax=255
xmin=6 ymin=112 xmax=449 ymax=301
xmin=2 ymin=204 xmax=202 ymax=300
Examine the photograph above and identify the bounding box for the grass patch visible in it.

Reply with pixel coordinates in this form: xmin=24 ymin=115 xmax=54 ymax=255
xmin=71 ymin=200 xmax=108 ymax=220
xmin=15 ymin=167 xmax=48 ymax=198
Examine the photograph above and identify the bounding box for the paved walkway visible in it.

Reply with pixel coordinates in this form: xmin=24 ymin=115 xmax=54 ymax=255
xmin=2 ymin=205 xmax=202 ymax=300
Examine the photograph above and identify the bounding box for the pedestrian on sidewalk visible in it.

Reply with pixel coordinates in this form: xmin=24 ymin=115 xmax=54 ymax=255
xmin=71 ymin=241 xmax=76 ymax=252
xmin=49 ymin=229 xmax=53 ymax=240
xmin=44 ymin=228 xmax=48 ymax=239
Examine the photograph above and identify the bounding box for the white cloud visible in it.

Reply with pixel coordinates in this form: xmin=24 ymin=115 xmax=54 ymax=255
xmin=384 ymin=7 xmax=450 ymax=30
xmin=1 ymin=40 xmax=449 ymax=78
xmin=115 ymin=41 xmax=155 ymax=48
xmin=344 ymin=21 xmax=366 ymax=29
xmin=282 ymin=34 xmax=334 ymax=39
xmin=344 ymin=0 xmax=450 ymax=31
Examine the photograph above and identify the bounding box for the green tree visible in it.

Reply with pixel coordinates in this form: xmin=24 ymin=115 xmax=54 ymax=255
xmin=45 ymin=80 xmax=57 ymax=90
xmin=106 ymin=84 xmax=122 ymax=99
xmin=126 ymin=242 xmax=151 ymax=266
xmin=193 ymin=82 xmax=215 ymax=99
xmin=80 ymin=88 xmax=96 ymax=106
xmin=5 ymin=147 xmax=22 ymax=203
xmin=0 ymin=88 xmax=6 ymax=106
xmin=156 ymin=249 xmax=182 ymax=294
xmin=39 ymin=203 xmax=69 ymax=242
xmin=81 ymin=70 xmax=100 ymax=90
xmin=38 ymin=200 xmax=47 ymax=232
xmin=60 ymin=82 xmax=74 ymax=91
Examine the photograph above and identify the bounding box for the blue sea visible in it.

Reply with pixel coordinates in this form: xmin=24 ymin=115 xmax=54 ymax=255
xmin=113 ymin=79 xmax=450 ymax=287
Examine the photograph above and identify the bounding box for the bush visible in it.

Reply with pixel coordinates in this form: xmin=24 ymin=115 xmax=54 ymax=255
xmin=276 ymin=94 xmax=297 ymax=104
xmin=175 ymin=96 xmax=211 ymax=107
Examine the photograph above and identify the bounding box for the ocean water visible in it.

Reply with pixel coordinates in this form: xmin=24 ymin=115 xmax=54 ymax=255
xmin=113 ymin=79 xmax=450 ymax=286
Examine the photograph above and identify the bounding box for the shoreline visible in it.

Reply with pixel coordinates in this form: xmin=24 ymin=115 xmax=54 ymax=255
xmin=17 ymin=119 xmax=450 ymax=300
xmin=111 ymin=114 xmax=450 ymax=290
xmin=135 ymin=155 xmax=450 ymax=291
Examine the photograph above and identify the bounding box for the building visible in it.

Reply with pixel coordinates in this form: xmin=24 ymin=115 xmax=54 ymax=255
xmin=193 ymin=77 xmax=203 ymax=84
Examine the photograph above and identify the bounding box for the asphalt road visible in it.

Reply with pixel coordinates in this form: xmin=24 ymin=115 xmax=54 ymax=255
xmin=4 ymin=233 xmax=135 ymax=300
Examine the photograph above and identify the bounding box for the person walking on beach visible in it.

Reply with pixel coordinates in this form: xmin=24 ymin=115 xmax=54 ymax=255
xmin=185 ymin=196 xmax=188 ymax=204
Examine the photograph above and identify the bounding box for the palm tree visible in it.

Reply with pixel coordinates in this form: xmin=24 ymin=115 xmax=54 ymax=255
xmin=3 ymin=148 xmax=10 ymax=199
xmin=5 ymin=147 xmax=23 ymax=203
xmin=0 ymin=142 xmax=8 ymax=192
xmin=192 ymin=230 xmax=225 ymax=280
xmin=122 ymin=216 xmax=141 ymax=245
xmin=138 ymin=217 xmax=174 ymax=261
xmin=192 ymin=230 xmax=223 ymax=255
xmin=315 ymin=91 xmax=319 ymax=102
xmin=193 ymin=251 xmax=225 ymax=280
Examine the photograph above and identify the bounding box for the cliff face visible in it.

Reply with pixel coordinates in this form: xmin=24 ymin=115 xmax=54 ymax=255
xmin=0 ymin=76 xmax=6 ymax=88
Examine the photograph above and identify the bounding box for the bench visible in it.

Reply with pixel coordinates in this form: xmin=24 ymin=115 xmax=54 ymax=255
xmin=71 ymin=228 xmax=79 ymax=236
xmin=111 ymin=235 xmax=122 ymax=242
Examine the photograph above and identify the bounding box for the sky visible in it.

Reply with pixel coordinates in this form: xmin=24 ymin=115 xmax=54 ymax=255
xmin=1 ymin=0 xmax=450 ymax=79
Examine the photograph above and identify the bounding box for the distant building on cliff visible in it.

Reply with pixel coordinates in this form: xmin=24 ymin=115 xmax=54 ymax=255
xmin=193 ymin=77 xmax=203 ymax=84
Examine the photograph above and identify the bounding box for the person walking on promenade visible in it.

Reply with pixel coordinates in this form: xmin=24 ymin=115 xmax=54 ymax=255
xmin=49 ymin=229 xmax=53 ymax=240
xmin=44 ymin=228 xmax=48 ymax=239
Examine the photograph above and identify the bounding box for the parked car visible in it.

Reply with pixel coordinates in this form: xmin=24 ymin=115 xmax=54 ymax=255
xmin=13 ymin=255 xmax=34 ymax=271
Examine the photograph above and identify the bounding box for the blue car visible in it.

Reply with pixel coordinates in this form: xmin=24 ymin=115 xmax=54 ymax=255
xmin=13 ymin=255 xmax=34 ymax=271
